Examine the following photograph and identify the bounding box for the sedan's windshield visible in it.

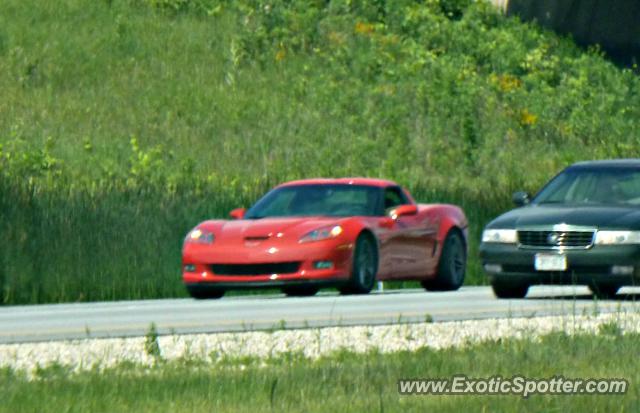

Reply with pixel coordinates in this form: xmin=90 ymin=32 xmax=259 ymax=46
xmin=534 ymin=168 xmax=640 ymax=206
xmin=245 ymin=184 xmax=382 ymax=218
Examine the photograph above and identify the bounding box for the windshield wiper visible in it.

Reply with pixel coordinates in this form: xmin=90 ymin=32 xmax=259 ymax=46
xmin=535 ymin=200 xmax=566 ymax=205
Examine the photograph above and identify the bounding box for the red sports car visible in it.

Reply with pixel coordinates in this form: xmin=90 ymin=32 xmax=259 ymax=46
xmin=182 ymin=178 xmax=468 ymax=298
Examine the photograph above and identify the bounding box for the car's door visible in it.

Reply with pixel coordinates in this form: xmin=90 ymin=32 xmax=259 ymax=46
xmin=376 ymin=187 xmax=436 ymax=279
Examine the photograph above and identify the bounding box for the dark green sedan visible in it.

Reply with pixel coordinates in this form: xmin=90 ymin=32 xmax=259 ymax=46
xmin=480 ymin=160 xmax=640 ymax=299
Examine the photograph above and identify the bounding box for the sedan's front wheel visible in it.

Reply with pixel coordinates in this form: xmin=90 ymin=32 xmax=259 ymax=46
xmin=588 ymin=283 xmax=620 ymax=299
xmin=491 ymin=280 xmax=529 ymax=299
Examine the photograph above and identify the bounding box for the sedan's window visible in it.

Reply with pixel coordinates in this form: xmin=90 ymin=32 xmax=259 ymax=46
xmin=245 ymin=184 xmax=383 ymax=218
xmin=616 ymin=175 xmax=640 ymax=202
xmin=534 ymin=169 xmax=640 ymax=205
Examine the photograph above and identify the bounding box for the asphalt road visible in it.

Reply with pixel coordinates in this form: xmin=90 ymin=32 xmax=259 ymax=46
xmin=1 ymin=286 xmax=639 ymax=344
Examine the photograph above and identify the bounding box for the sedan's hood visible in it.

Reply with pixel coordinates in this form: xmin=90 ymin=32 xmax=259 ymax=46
xmin=488 ymin=204 xmax=640 ymax=230
xmin=203 ymin=217 xmax=346 ymax=241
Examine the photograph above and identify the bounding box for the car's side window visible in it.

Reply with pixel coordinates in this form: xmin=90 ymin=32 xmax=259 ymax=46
xmin=383 ymin=187 xmax=409 ymax=211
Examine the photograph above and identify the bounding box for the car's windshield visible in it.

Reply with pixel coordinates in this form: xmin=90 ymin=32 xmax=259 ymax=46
xmin=245 ymin=184 xmax=382 ymax=218
xmin=534 ymin=168 xmax=640 ymax=206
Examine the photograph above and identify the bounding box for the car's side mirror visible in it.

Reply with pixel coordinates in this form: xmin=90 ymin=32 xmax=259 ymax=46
xmin=229 ymin=208 xmax=246 ymax=220
xmin=512 ymin=191 xmax=530 ymax=207
xmin=389 ymin=204 xmax=418 ymax=219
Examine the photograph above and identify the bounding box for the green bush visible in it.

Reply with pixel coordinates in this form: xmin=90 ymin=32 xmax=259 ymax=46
xmin=0 ymin=0 xmax=638 ymax=304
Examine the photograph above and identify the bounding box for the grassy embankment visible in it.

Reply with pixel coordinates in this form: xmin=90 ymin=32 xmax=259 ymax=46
xmin=1 ymin=0 xmax=639 ymax=304
xmin=1 ymin=329 xmax=637 ymax=412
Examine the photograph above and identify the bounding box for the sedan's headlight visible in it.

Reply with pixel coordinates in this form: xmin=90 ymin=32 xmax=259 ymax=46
xmin=595 ymin=230 xmax=640 ymax=245
xmin=482 ymin=229 xmax=518 ymax=244
xmin=299 ymin=225 xmax=343 ymax=243
xmin=185 ymin=228 xmax=215 ymax=244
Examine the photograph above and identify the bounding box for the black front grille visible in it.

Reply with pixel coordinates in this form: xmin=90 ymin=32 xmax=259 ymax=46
xmin=518 ymin=230 xmax=594 ymax=249
xmin=502 ymin=264 xmax=610 ymax=274
xmin=210 ymin=262 xmax=301 ymax=276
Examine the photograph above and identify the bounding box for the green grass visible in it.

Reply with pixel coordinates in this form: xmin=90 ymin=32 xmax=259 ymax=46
xmin=1 ymin=0 xmax=639 ymax=304
xmin=1 ymin=331 xmax=637 ymax=412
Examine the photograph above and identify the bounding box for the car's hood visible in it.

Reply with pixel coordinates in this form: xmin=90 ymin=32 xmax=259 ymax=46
xmin=488 ymin=204 xmax=640 ymax=230
xmin=201 ymin=217 xmax=346 ymax=241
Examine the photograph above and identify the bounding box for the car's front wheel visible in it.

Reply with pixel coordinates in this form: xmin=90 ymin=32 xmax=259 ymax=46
xmin=491 ymin=280 xmax=529 ymax=299
xmin=339 ymin=234 xmax=378 ymax=295
xmin=282 ymin=286 xmax=319 ymax=297
xmin=186 ymin=285 xmax=225 ymax=299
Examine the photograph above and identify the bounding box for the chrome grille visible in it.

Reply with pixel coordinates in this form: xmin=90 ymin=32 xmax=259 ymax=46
xmin=517 ymin=230 xmax=595 ymax=249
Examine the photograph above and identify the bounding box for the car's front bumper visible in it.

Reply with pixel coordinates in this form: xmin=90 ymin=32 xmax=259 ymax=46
xmin=479 ymin=243 xmax=640 ymax=285
xmin=182 ymin=239 xmax=354 ymax=288
xmin=184 ymin=279 xmax=344 ymax=291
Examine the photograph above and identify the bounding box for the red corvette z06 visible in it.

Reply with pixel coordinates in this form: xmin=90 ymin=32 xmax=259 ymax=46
xmin=182 ymin=178 xmax=468 ymax=298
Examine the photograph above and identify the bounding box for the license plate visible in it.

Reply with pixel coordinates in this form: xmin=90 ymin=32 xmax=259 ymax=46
xmin=534 ymin=254 xmax=567 ymax=271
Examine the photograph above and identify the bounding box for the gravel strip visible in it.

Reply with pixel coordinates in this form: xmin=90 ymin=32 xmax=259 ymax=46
xmin=1 ymin=312 xmax=639 ymax=378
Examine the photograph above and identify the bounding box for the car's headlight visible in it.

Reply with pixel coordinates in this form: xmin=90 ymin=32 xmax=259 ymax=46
xmin=482 ymin=229 xmax=518 ymax=244
xmin=185 ymin=228 xmax=215 ymax=244
xmin=299 ymin=225 xmax=343 ymax=243
xmin=595 ymin=230 xmax=640 ymax=245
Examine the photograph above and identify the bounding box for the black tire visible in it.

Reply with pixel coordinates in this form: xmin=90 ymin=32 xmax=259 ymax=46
xmin=282 ymin=286 xmax=319 ymax=297
xmin=422 ymin=230 xmax=466 ymax=291
xmin=186 ymin=285 xmax=225 ymax=299
xmin=339 ymin=234 xmax=378 ymax=295
xmin=491 ymin=280 xmax=529 ymax=299
xmin=589 ymin=283 xmax=620 ymax=299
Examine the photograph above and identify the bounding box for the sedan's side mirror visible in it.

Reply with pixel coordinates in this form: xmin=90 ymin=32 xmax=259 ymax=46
xmin=389 ymin=204 xmax=418 ymax=219
xmin=512 ymin=191 xmax=530 ymax=207
xmin=229 ymin=208 xmax=246 ymax=220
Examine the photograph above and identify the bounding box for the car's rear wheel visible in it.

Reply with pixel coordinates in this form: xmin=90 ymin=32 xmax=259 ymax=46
xmin=282 ymin=286 xmax=319 ymax=297
xmin=339 ymin=234 xmax=378 ymax=295
xmin=588 ymin=283 xmax=620 ymax=299
xmin=422 ymin=230 xmax=466 ymax=291
xmin=186 ymin=285 xmax=225 ymax=299
xmin=491 ymin=280 xmax=529 ymax=299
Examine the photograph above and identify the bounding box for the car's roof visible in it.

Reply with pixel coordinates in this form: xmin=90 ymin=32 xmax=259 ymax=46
xmin=570 ymin=159 xmax=640 ymax=169
xmin=277 ymin=178 xmax=398 ymax=188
